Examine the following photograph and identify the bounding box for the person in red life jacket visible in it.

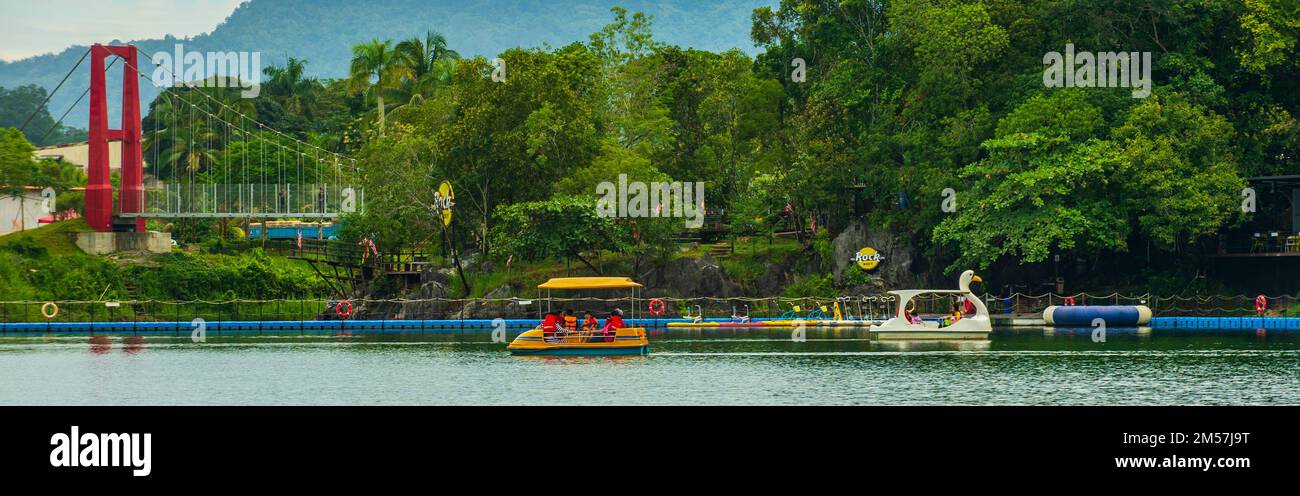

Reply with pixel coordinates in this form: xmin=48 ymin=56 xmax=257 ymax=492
xmin=541 ymin=310 xmax=562 ymax=340
xmin=602 ymin=308 xmax=626 ymax=343
xmin=583 ymin=311 xmax=599 ymax=332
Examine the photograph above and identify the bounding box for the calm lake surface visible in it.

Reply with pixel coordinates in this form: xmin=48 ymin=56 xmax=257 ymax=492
xmin=2 ymin=327 xmax=1298 ymax=405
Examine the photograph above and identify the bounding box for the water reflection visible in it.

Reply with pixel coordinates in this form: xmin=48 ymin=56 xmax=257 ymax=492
xmin=0 ymin=326 xmax=1295 ymax=405
xmin=871 ymin=340 xmax=992 ymax=352
xmin=123 ymin=336 xmax=145 ymax=355
xmin=512 ymin=355 xmax=649 ymax=365
xmin=1042 ymin=326 xmax=1152 ymax=339
xmin=88 ymin=336 xmax=112 ymax=354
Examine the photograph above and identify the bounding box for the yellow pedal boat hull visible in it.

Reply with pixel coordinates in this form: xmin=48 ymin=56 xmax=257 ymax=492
xmin=507 ymin=328 xmax=650 ymax=356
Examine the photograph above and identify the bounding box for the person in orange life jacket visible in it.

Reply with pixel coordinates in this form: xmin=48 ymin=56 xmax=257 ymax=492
xmin=583 ymin=311 xmax=599 ymax=332
xmin=562 ymin=308 xmax=578 ymax=335
xmin=602 ymin=309 xmax=626 ymax=343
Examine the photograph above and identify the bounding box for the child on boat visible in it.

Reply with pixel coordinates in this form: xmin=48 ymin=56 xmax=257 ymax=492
xmin=941 ymin=301 xmax=963 ymax=327
xmin=583 ymin=311 xmax=599 ymax=332
xmin=903 ymin=301 xmax=924 ymax=325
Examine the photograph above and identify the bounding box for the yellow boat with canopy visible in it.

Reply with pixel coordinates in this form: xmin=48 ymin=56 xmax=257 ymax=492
xmin=507 ymin=277 xmax=651 ymax=356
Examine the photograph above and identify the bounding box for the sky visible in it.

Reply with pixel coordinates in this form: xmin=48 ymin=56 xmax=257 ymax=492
xmin=0 ymin=0 xmax=245 ymax=61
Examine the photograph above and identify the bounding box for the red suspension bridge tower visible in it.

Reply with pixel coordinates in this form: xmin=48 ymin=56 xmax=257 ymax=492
xmin=86 ymin=44 xmax=145 ymax=232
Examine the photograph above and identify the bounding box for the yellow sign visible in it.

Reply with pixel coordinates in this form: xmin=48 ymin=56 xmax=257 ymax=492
xmin=854 ymin=247 xmax=883 ymax=271
xmin=435 ymin=181 xmax=455 ymax=226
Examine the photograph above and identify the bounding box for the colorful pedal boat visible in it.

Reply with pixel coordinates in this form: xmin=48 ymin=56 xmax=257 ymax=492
xmin=507 ymin=327 xmax=650 ymax=356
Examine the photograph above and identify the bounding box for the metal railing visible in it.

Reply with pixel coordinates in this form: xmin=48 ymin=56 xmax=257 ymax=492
xmin=131 ymin=183 xmax=363 ymax=218
xmin=984 ymin=292 xmax=1300 ymax=317
xmin=1 ymin=293 xmax=1295 ymax=325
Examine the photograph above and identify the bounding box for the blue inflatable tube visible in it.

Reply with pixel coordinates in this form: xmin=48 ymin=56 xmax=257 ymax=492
xmin=1043 ymin=306 xmax=1152 ymax=326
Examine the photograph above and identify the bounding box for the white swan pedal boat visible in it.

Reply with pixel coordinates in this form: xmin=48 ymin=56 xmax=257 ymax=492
xmin=869 ymin=270 xmax=992 ymax=340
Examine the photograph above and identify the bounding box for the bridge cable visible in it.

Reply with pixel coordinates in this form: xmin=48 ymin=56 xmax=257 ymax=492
xmin=121 ymin=55 xmax=356 ymax=167
xmin=18 ymin=48 xmax=90 ymax=134
xmin=117 ymin=53 xmax=359 ymax=219
xmin=38 ymin=56 xmax=118 ymax=145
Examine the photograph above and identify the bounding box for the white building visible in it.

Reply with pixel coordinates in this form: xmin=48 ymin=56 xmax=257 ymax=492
xmin=33 ymin=140 xmax=127 ymax=174
xmin=0 ymin=188 xmax=52 ymax=236
xmin=0 ymin=140 xmax=122 ymax=236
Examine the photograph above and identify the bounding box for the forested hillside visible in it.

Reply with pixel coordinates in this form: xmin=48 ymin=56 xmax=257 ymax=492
xmin=2 ymin=1 xmax=1297 ymax=298
xmin=0 ymin=0 xmax=770 ymax=131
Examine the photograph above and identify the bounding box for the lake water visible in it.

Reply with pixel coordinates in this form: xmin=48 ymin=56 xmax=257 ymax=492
xmin=1 ymin=327 xmax=1297 ymax=405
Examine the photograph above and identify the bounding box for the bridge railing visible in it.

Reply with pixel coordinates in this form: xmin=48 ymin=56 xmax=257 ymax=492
xmin=134 ymin=183 xmax=363 ymax=218
xmin=290 ymin=239 xmax=429 ymax=273
xmin=985 ymin=293 xmax=1300 ymax=317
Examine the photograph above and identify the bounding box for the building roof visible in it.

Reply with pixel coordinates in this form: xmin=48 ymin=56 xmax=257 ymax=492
xmin=1248 ymin=175 xmax=1300 ymax=188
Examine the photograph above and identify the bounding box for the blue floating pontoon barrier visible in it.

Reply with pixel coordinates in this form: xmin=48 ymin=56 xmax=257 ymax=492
xmin=1043 ymin=305 xmax=1152 ymax=327
xmin=1148 ymin=316 xmax=1300 ymax=331
xmin=0 ymin=317 xmax=733 ymax=335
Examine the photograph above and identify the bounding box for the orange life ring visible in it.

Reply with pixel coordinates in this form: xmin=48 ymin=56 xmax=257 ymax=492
xmin=1255 ymin=295 xmax=1267 ymax=314
xmin=336 ymin=300 xmax=353 ymax=318
xmin=648 ymin=298 xmax=665 ymax=316
xmin=1063 ymin=296 xmax=1076 ymax=306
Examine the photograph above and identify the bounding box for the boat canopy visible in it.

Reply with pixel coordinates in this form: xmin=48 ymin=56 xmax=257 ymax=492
xmin=537 ymin=277 xmax=644 ymax=290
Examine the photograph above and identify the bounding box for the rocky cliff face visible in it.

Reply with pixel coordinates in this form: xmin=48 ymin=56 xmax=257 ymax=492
xmin=640 ymin=254 xmax=737 ymax=298
xmin=831 ymin=220 xmax=926 ymax=294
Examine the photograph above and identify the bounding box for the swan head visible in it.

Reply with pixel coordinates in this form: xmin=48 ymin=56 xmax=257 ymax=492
xmin=959 ymin=270 xmax=983 ymax=292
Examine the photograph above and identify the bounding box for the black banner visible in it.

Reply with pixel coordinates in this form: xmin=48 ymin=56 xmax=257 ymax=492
xmin=2 ymin=406 xmax=1294 ymax=486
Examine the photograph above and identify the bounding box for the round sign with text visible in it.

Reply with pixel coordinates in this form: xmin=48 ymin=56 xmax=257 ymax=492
xmin=436 ymin=181 xmax=455 ymax=226
xmin=854 ymin=247 xmax=883 ymax=271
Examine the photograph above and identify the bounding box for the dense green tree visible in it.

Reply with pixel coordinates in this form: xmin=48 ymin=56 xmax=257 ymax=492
xmin=0 ymin=128 xmax=38 ymax=209
xmin=935 ymin=91 xmax=1245 ymax=270
xmin=490 ymin=196 xmax=623 ymax=273
xmin=0 ymin=85 xmax=86 ymax=146
xmin=262 ymin=58 xmax=322 ymax=123
xmin=1111 ymin=95 xmax=1245 ymax=248
xmin=1238 ymin=0 xmax=1300 ymax=76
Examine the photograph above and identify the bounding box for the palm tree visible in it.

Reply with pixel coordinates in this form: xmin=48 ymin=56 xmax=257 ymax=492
xmin=165 ymin=125 xmax=220 ymax=175
xmin=348 ymin=39 xmax=412 ymax=137
xmin=143 ymin=84 xmax=253 ymax=180
xmin=394 ymin=31 xmax=460 ymax=102
xmin=263 ymin=57 xmax=320 ymax=118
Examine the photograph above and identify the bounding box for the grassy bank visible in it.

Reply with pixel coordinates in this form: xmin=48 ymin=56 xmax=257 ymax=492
xmin=0 ymin=221 xmax=329 ymax=317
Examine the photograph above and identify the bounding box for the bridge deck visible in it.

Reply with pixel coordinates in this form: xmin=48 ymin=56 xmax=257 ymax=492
xmin=117 ymin=212 xmax=340 ymax=219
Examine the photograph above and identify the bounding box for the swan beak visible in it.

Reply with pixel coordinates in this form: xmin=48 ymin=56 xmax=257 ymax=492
xmin=971 ymin=275 xmax=983 ymax=283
